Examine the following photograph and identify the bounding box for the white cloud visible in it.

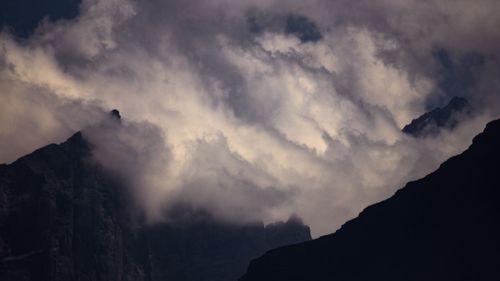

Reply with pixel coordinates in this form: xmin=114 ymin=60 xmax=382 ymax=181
xmin=1 ymin=0 xmax=498 ymax=237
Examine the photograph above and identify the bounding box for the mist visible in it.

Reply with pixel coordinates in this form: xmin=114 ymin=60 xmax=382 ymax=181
xmin=1 ymin=0 xmax=499 ymax=237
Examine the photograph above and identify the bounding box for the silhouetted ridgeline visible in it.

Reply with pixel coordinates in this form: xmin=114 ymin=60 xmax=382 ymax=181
xmin=0 ymin=115 xmax=311 ymax=281
xmin=241 ymin=119 xmax=500 ymax=281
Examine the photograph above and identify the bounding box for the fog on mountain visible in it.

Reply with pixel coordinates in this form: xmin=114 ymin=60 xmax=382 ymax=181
xmin=1 ymin=0 xmax=500 ymax=280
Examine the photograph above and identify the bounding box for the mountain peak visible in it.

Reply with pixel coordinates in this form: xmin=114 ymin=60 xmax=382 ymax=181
xmin=109 ymin=109 xmax=121 ymax=121
xmin=402 ymin=96 xmax=473 ymax=137
xmin=0 ymin=125 xmax=311 ymax=281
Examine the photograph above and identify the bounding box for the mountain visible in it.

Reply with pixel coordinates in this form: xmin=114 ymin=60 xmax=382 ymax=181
xmin=402 ymin=96 xmax=473 ymax=137
xmin=0 ymin=112 xmax=311 ymax=281
xmin=240 ymin=118 xmax=500 ymax=281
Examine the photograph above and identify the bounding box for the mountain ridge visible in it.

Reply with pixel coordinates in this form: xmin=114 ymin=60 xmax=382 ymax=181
xmin=241 ymin=118 xmax=500 ymax=281
xmin=402 ymin=96 xmax=473 ymax=137
xmin=0 ymin=126 xmax=311 ymax=281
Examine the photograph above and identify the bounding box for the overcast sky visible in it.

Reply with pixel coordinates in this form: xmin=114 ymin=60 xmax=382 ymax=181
xmin=1 ymin=0 xmax=499 ymax=237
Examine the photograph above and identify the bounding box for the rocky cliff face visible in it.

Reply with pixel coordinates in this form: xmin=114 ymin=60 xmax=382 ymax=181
xmin=0 ymin=131 xmax=311 ymax=281
xmin=402 ymin=96 xmax=473 ymax=137
xmin=241 ymin=119 xmax=500 ymax=281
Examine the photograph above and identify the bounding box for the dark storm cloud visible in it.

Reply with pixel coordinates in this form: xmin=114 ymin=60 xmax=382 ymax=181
xmin=1 ymin=0 xmax=499 ymax=236
xmin=425 ymin=49 xmax=485 ymax=109
xmin=0 ymin=0 xmax=80 ymax=37
xmin=285 ymin=15 xmax=322 ymax=43
xmin=247 ymin=13 xmax=322 ymax=43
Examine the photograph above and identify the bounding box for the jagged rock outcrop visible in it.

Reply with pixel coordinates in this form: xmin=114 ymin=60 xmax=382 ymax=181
xmin=402 ymin=96 xmax=473 ymax=137
xmin=0 ymin=120 xmax=311 ymax=281
xmin=241 ymin=119 xmax=500 ymax=281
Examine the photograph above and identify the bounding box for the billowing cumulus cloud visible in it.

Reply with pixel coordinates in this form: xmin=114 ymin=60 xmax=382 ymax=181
xmin=1 ymin=0 xmax=499 ymax=236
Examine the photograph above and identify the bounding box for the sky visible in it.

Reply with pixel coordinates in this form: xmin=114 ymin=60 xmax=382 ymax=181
xmin=1 ymin=0 xmax=499 ymax=237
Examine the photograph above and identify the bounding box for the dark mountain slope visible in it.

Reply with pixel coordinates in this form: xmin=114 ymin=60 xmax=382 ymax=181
xmin=403 ymin=96 xmax=473 ymax=137
xmin=0 ymin=132 xmax=144 ymax=281
xmin=241 ymin=119 xmax=500 ymax=281
xmin=0 ymin=124 xmax=311 ymax=281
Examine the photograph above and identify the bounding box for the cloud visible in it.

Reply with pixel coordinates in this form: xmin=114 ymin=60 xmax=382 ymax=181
xmin=1 ymin=0 xmax=499 ymax=236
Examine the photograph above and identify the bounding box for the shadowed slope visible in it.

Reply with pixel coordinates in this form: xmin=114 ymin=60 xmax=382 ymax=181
xmin=241 ymin=119 xmax=500 ymax=281
xmin=0 ymin=118 xmax=311 ymax=281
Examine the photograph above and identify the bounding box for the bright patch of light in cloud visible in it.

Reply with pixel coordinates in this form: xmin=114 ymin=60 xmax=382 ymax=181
xmin=1 ymin=0 xmax=499 ymax=236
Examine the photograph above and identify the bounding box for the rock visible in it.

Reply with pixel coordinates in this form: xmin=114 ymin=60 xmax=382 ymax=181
xmin=0 ymin=130 xmax=311 ymax=281
xmin=402 ymin=96 xmax=473 ymax=137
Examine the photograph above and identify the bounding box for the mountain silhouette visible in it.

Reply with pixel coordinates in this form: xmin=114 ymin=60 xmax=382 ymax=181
xmin=402 ymin=96 xmax=473 ymax=137
xmin=241 ymin=118 xmax=500 ymax=281
xmin=0 ymin=112 xmax=311 ymax=281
